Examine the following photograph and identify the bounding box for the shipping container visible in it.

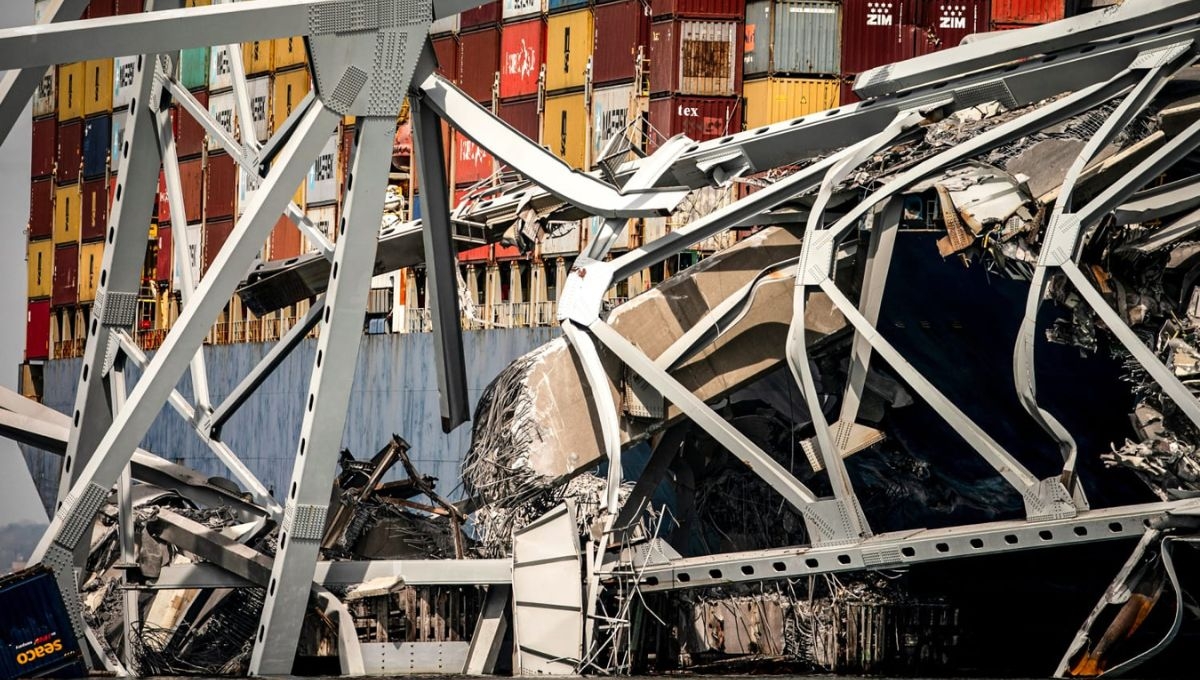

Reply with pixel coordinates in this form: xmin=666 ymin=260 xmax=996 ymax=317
xmin=499 ymin=97 xmax=540 ymax=142
xmin=269 ymin=216 xmax=302 ymax=260
xmin=174 ymin=222 xmax=203 ymax=289
xmin=650 ymin=19 xmax=742 ymax=96
xmin=32 ymin=117 xmax=56 ymax=179
xmin=593 ymin=0 xmax=650 ymax=85
xmin=78 ymin=242 xmax=105 ymax=302
xmin=587 ymin=215 xmax=632 ymax=249
xmin=109 ymin=107 xmax=127 ymax=173
xmin=180 ymin=47 xmax=210 ymax=90
xmin=647 ymin=94 xmax=741 ymax=149
xmin=304 ymin=204 xmax=337 ymax=254
xmin=650 ymin=0 xmax=744 ymax=19
xmin=306 ymin=131 xmax=340 ymax=205
xmin=30 ymin=179 xmax=54 ymax=240
xmin=54 ymin=184 xmax=81 ymax=245
xmin=274 ymin=36 xmax=307 ymax=70
xmin=86 ymin=0 xmax=116 ymax=17
xmin=462 ymin=1 xmax=502 ymax=29
xmin=643 ymin=215 xmax=668 ymax=243
xmin=209 ymin=44 xmax=233 ymax=91
xmin=177 ymin=157 xmax=204 ymax=223
xmin=172 ymin=90 xmax=208 ymax=158
xmin=747 ymin=1 xmax=841 ymax=75
xmin=26 ymin=301 xmax=51 ymax=361
xmin=548 ymin=0 xmax=587 ymax=12
xmin=504 ymin=0 xmax=543 ymax=20
xmin=433 ymin=35 xmax=461 ymax=82
xmin=201 ymin=217 xmax=234 ymax=276
xmin=205 ymin=152 xmax=237 ymax=220
xmin=454 ymin=132 xmax=495 ymax=185
xmin=917 ymin=0 xmax=990 ymax=52
xmin=458 ymin=243 xmax=491 ymax=262
xmin=81 ymin=178 xmax=108 ymax=242
xmin=840 ymin=77 xmax=859 ymax=105
xmin=991 ymin=0 xmax=1072 ymax=25
xmin=841 ymin=0 xmax=920 ymax=74
xmin=207 ymin=89 xmax=237 ymax=151
xmin=112 ymin=55 xmax=137 ymax=109
xmin=52 ymin=244 xmax=79 ymax=306
xmin=0 ymin=576 xmax=88 ymax=677
xmin=431 ymin=13 xmax=461 ymax=34
xmin=540 ymin=220 xmax=581 ymax=255
xmin=82 ymin=114 xmax=111 ymax=180
xmin=500 ymin=18 xmax=544 ymax=99
xmin=28 ymin=240 xmax=54 ymax=299
xmin=156 ymin=223 xmax=172 ymax=283
xmin=742 ymin=76 xmax=838 ymax=128
xmin=83 ymin=58 xmax=114 ymax=115
xmin=458 ymin=28 xmax=500 ymax=103
xmin=272 ymin=67 xmax=311 ymax=131
xmin=248 ymin=74 xmax=271 ymax=143
xmin=744 ymin=1 xmax=770 ymax=75
xmin=33 ymin=67 xmax=56 ymax=118
xmin=243 ymin=39 xmax=274 ymax=75
xmin=542 ymin=91 xmax=587 ymax=168
xmin=57 ymin=120 xmax=83 ymax=185
xmin=592 ymin=83 xmax=636 ymax=160
xmin=57 ymin=62 xmax=85 ymax=120
xmin=545 ymin=9 xmax=593 ymax=91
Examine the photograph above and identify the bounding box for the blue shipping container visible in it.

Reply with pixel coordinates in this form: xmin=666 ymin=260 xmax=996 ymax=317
xmin=82 ymin=114 xmax=111 ymax=181
xmin=0 ymin=567 xmax=87 ymax=680
xmin=547 ymin=0 xmax=588 ymax=11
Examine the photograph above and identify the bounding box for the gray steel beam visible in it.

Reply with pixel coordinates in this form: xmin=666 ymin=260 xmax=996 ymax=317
xmin=151 ymin=558 xmax=514 ymax=589
xmin=148 ymin=509 xmax=274 ymax=586
xmin=249 ymin=116 xmax=396 ymax=675
xmin=464 ymin=584 xmax=511 ymax=676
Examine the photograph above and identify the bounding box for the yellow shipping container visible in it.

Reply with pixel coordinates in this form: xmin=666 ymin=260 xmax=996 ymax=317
xmin=53 ymin=185 xmax=82 ymax=245
xmin=542 ymin=92 xmax=588 ymax=170
xmin=83 ymin=58 xmax=113 ymax=116
xmin=272 ymin=68 xmax=311 ymax=130
xmin=185 ymin=0 xmax=211 ymax=6
xmin=27 ymin=240 xmax=54 ymax=299
xmin=274 ymin=36 xmax=307 ymax=70
xmin=78 ymin=242 xmax=104 ymax=303
xmin=57 ymin=62 xmax=85 ymax=121
xmin=243 ymin=40 xmax=274 ymax=75
xmin=742 ymin=77 xmax=840 ymax=130
xmin=546 ymin=9 xmax=593 ymax=92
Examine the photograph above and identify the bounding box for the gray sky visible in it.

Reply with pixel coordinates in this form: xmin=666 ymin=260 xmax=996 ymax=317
xmin=0 ymin=0 xmax=49 ymax=527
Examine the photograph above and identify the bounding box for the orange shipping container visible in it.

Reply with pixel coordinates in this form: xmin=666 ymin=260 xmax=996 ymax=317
xmin=57 ymin=62 xmax=85 ymax=121
xmin=273 ymin=36 xmax=307 ymax=69
xmin=53 ymin=184 xmax=82 ymax=245
xmin=454 ymin=132 xmax=495 ymax=185
xmin=545 ymin=9 xmax=592 ymax=92
xmin=272 ymin=68 xmax=311 ymax=132
xmin=78 ymin=242 xmax=105 ymax=303
xmin=28 ymin=240 xmax=54 ymax=299
xmin=242 ymin=39 xmax=273 ymax=74
xmin=499 ymin=18 xmax=544 ymax=99
xmin=541 ymin=91 xmax=587 ymax=169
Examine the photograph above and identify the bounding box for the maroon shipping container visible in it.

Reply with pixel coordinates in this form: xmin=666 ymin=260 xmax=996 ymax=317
xmin=32 ymin=117 xmax=56 ymax=179
xmin=177 ymin=157 xmax=204 ymax=223
xmin=269 ymin=217 xmax=301 ymax=260
xmin=499 ymin=18 xmax=544 ymax=99
xmin=81 ymin=177 xmax=107 ymax=242
xmin=30 ymin=179 xmax=54 ymax=240
xmin=173 ymin=90 xmax=208 ymax=159
xmin=991 ymin=0 xmax=1071 ymax=25
xmin=85 ymin=0 xmax=116 ymax=19
xmin=205 ymin=152 xmax=237 ymax=220
xmin=56 ymin=120 xmax=83 ymax=185
xmin=201 ymin=218 xmax=234 ymax=275
xmin=156 ymin=223 xmax=172 ymax=283
xmin=499 ymin=97 xmax=540 ymax=142
xmin=594 ymin=0 xmax=650 ymax=85
xmin=841 ymin=79 xmax=861 ymax=105
xmin=27 ymin=300 xmax=50 ymax=361
xmin=461 ymin=1 xmax=501 ymax=30
xmin=433 ymin=35 xmax=461 ymax=83
xmin=52 ymin=244 xmax=79 ymax=307
xmin=459 ymin=28 xmax=500 ymax=103
xmin=649 ymin=19 xmax=743 ymax=96
xmin=647 ymin=95 xmax=741 ymax=151
xmin=841 ymin=0 xmax=920 ymax=75
xmin=650 ymin=0 xmax=743 ymax=19
xmin=115 ymin=0 xmax=143 ymax=15
xmin=917 ymin=0 xmax=990 ymax=53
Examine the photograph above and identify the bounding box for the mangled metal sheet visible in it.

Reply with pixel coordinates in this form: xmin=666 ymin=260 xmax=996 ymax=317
xmin=512 ymin=503 xmax=582 ymax=675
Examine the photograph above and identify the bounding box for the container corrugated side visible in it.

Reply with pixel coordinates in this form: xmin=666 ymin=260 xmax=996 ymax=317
xmin=272 ymin=68 xmax=311 ymax=133
xmin=202 ymin=218 xmax=234 ymax=276
xmin=773 ymin=1 xmax=841 ymax=75
xmin=458 ymin=28 xmax=500 ymax=103
xmin=651 ymin=0 xmax=744 ymax=19
xmin=33 ymin=66 xmax=56 ymax=118
xmin=180 ymin=47 xmax=210 ymax=89
xmin=112 ymin=55 xmax=137 ymax=108
xmin=743 ymin=76 xmax=840 ymax=129
xmin=78 ymin=241 xmax=105 ymax=302
xmin=207 ymin=89 xmax=237 ymax=151
xmin=30 ymin=179 xmax=54 ymax=240
xmin=304 ymin=204 xmax=337 ymax=254
xmin=593 ymin=0 xmax=649 ymax=85
xmin=542 ymin=91 xmax=588 ymax=169
xmin=504 ymin=0 xmax=543 ymax=20
xmin=743 ymin=1 xmax=770 ymax=76
xmin=499 ymin=97 xmax=540 ymax=142
xmin=28 ymin=240 xmax=54 ymax=299
xmin=32 ymin=117 xmax=56 ymax=179
xmin=991 ymin=0 xmax=1071 ymax=25
xmin=462 ymin=1 xmax=502 ymax=29
xmin=205 ymin=152 xmax=237 ymax=220
xmin=647 ymin=94 xmax=741 ymax=150
xmin=431 ymin=14 xmax=461 ymax=34
xmin=651 ymin=19 xmax=742 ymax=96
xmin=243 ymin=39 xmax=274 ymax=75
xmin=173 ymin=89 xmax=208 ymax=158
xmin=592 ymin=83 xmax=635 ymax=160
xmin=547 ymin=0 xmax=588 ymax=12
xmin=83 ymin=58 xmax=114 ymax=115
xmin=0 ymin=568 xmax=86 ymax=679
xmin=545 ymin=9 xmax=593 ymax=91
xmin=56 ymin=120 xmax=83 ymax=185
xmin=52 ymin=244 xmax=79 ymax=306
xmin=82 ymin=114 xmax=111 ymax=180
xmin=156 ymin=223 xmax=172 ymax=283
xmin=248 ymin=74 xmax=271 ymax=143
xmin=500 ymin=18 xmax=544 ymax=99
xmin=81 ymin=178 xmax=108 ymax=242
xmin=454 ymin=132 xmax=495 ymax=185
xmin=840 ymin=0 xmax=919 ymax=75
xmin=918 ymin=0 xmax=990 ymax=52
xmin=433 ymin=35 xmax=461 ymax=83
xmin=53 ymin=184 xmax=81 ymax=245
xmin=178 ymin=157 xmax=205 ymax=223
xmin=307 ymin=131 xmax=341 ymax=205
xmin=273 ymin=36 xmax=307 ymax=70
xmin=209 ymin=44 xmax=233 ymax=91
xmin=56 ymin=62 xmax=85 ymax=121
xmin=26 ymin=301 xmax=51 ymax=361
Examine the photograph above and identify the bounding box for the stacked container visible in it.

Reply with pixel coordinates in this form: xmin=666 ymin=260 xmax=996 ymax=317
xmin=742 ymin=1 xmax=842 ymax=129
xmin=647 ymin=0 xmax=744 ymax=150
xmin=542 ymin=2 xmax=592 ymax=169
xmin=991 ymin=0 xmax=1074 ymax=30
xmin=592 ymin=0 xmax=649 ymax=167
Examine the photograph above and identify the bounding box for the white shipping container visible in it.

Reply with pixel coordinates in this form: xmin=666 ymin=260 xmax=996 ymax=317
xmin=173 ymin=222 xmax=204 ymax=292
xmin=643 ymin=216 xmax=669 ymax=245
xmin=591 ymin=83 xmax=634 ymax=161
xmin=502 ymin=0 xmax=542 ymax=20
xmin=33 ymin=66 xmax=56 ymax=118
xmin=306 ymin=131 xmax=339 ymax=205
xmin=110 ymin=108 xmax=127 ymax=173
xmin=207 ymin=89 xmax=237 ymax=151
xmin=589 ymin=216 xmax=631 ymax=251
xmin=237 ymin=170 xmax=256 ymax=217
xmin=248 ymin=75 xmax=270 ymax=143
xmin=209 ymin=44 xmax=233 ymax=91
xmin=540 ymin=220 xmax=581 ymax=256
xmin=430 ymin=13 xmax=460 ymax=34
xmin=304 ymin=204 xmax=336 ymax=253
xmin=112 ymin=55 xmax=138 ymax=109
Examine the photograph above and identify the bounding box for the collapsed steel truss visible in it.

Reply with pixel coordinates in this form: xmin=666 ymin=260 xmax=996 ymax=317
xmin=4 ymin=0 xmax=1200 ymax=676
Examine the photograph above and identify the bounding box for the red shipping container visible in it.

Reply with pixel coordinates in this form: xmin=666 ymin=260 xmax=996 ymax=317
xmin=461 ymin=1 xmax=501 ymax=30
xmin=26 ymin=300 xmax=50 ymax=361
xmin=454 ymin=132 xmax=494 ymax=184
xmin=594 ymin=0 xmax=650 ymax=85
xmin=433 ymin=35 xmax=461 ymax=83
xmin=156 ymin=223 xmax=172 ymax=283
xmin=649 ymin=19 xmax=743 ymax=96
xmin=32 ymin=118 xmax=56 ymax=179
xmin=160 ymin=158 xmax=207 ymax=224
xmin=205 ymin=152 xmax=237 ymax=220
xmin=647 ymin=95 xmax=741 ymax=150
xmin=841 ymin=79 xmax=861 ymax=105
xmin=991 ymin=0 xmax=1070 ymax=25
xmin=841 ymin=0 xmax=921 ymax=75
xmin=494 ymin=243 xmax=521 ymax=260
xmin=173 ymin=89 xmax=208 ymax=159
xmin=650 ymin=0 xmax=743 ymax=19
xmin=459 ymin=28 xmax=500 ymax=103
xmin=499 ymin=18 xmax=544 ymax=99
xmin=81 ymin=178 xmax=107 ymax=242
xmin=156 ymin=171 xmax=169 ymax=223
xmin=30 ymin=179 xmax=54 ymax=241
xmin=85 ymin=0 xmax=116 ymax=19
xmin=56 ymin=120 xmax=83 ymax=185
xmin=499 ymin=97 xmax=540 ymax=141
xmin=269 ymin=217 xmax=302 ymax=261
xmin=115 ymin=0 xmax=143 ymax=15
xmin=458 ymin=243 xmax=491 ymax=263
xmin=917 ymin=0 xmax=990 ymax=53
xmin=201 ymin=218 xmax=234 ymax=275
xmin=52 ymin=244 xmax=79 ymax=307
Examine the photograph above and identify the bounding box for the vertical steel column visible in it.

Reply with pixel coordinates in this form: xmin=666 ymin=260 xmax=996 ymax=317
xmin=249 ymin=117 xmax=396 ymax=675
xmin=109 ymin=355 xmax=139 ymax=673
